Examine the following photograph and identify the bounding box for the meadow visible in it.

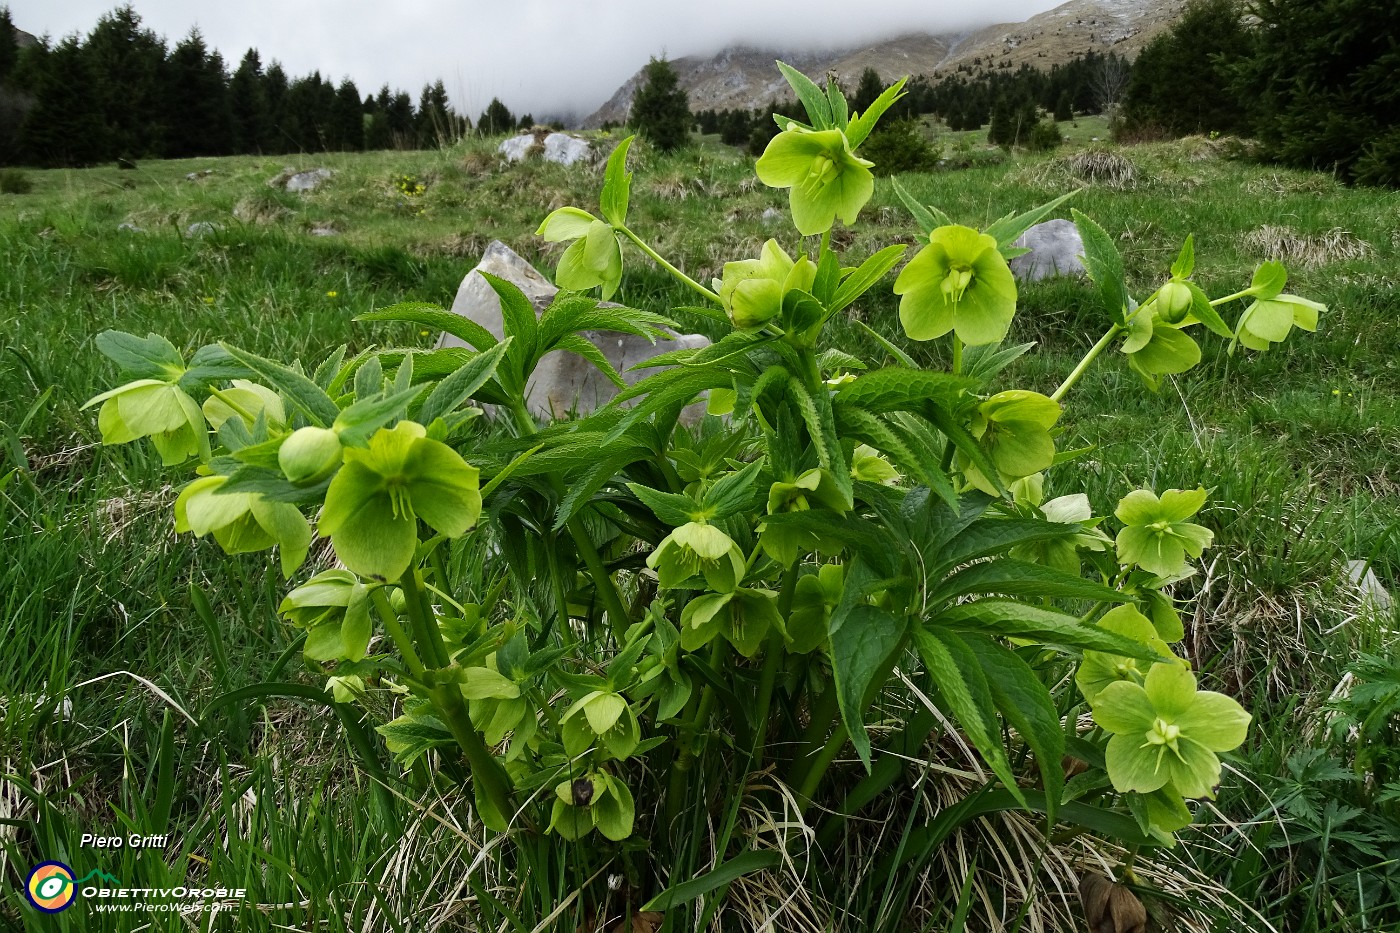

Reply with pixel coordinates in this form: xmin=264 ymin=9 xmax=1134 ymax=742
xmin=1 ymin=124 xmax=1398 ymax=931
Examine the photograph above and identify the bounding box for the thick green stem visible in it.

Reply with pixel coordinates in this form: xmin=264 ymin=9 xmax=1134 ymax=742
xmin=207 ymin=386 xmax=259 ymax=424
xmin=618 ymin=224 xmax=722 ymax=304
xmin=749 ymin=563 xmax=798 ymax=765
xmin=1210 ymin=287 xmax=1255 ymax=307
xmin=370 ymin=587 xmax=424 ymax=677
xmin=1050 ymin=323 xmax=1124 ymax=403
xmin=787 ymin=683 xmax=840 ymax=789
xmin=400 ymin=567 xmax=515 ymax=822
xmin=796 ymin=723 xmax=848 ymax=805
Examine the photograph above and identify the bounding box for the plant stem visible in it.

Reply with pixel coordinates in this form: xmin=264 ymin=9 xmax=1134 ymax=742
xmin=206 ymin=386 xmax=259 ymax=424
xmin=749 ymin=563 xmax=798 ymax=766
xmin=1209 ymin=287 xmax=1255 ymax=307
xmin=796 ymin=723 xmax=849 ymax=805
xmin=951 ymin=334 xmax=963 ymax=375
xmin=618 ymin=224 xmax=721 ymax=304
xmin=1050 ymin=323 xmax=1123 ymax=403
xmin=370 ymin=587 xmax=424 ymax=676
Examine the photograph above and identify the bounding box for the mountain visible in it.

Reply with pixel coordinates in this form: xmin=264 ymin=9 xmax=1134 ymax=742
xmin=583 ymin=0 xmax=1183 ymax=127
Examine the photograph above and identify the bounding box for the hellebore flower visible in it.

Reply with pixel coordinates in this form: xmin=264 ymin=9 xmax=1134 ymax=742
xmin=1092 ymin=661 xmax=1251 ymax=798
xmin=647 ymin=521 xmax=747 ymax=592
xmin=755 ymin=128 xmax=874 ymax=236
xmin=1114 ymin=487 xmax=1213 ymax=578
xmin=548 ymin=770 xmax=636 ymax=841
xmin=679 ymin=587 xmax=782 ymax=657
xmin=279 ymin=569 xmax=374 ymax=662
xmin=895 ymin=225 xmax=1018 ymax=346
xmin=1120 ymin=301 xmax=1201 ymax=382
xmin=715 ymin=239 xmax=816 ymax=329
xmin=1074 ymin=604 xmax=1172 ymax=703
xmin=758 ymin=468 xmax=849 ymax=564
xmin=536 ymin=207 xmax=623 ymax=299
xmin=175 ymin=475 xmax=311 ymax=577
xmin=1010 ymin=490 xmax=1111 ymax=575
xmin=86 ymin=379 xmax=208 ymax=465
xmin=201 ymin=380 xmax=285 ymax=431
xmin=957 ymin=390 xmax=1062 ymax=495
xmin=1234 ymin=293 xmax=1324 ymax=352
xmin=319 ymin=421 xmax=482 ymax=582
xmin=561 ymin=690 xmax=640 ymax=760
xmin=279 ymin=426 xmax=344 ymax=484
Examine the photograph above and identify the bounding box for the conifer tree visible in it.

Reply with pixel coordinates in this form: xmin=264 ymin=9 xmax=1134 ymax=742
xmin=334 ymin=78 xmax=364 ymax=150
xmin=1122 ymin=0 xmax=1249 ymax=136
xmin=229 ymin=49 xmax=270 ymax=154
xmin=629 ymin=57 xmax=689 ymax=152
xmin=477 ymin=97 xmax=514 ymax=136
xmin=852 ymin=68 xmax=884 ymax=115
xmin=20 ymin=35 xmax=104 ymax=165
xmin=84 ymin=5 xmax=166 ymax=159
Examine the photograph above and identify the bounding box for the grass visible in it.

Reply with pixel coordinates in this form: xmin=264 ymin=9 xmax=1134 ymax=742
xmin=2 ymin=128 xmax=1398 ymax=930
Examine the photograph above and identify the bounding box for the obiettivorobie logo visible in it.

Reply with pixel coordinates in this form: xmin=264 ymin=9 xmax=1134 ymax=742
xmin=25 ymin=863 xmax=120 ymax=913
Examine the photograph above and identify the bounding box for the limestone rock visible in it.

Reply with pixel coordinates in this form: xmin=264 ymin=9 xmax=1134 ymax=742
xmin=1009 ymin=218 xmax=1086 ymax=283
xmin=268 ymin=167 xmax=332 ymax=192
xmin=439 ymin=240 xmax=710 ymax=421
xmin=1345 ymin=560 xmax=1391 ymax=612
xmin=498 ymin=130 xmax=595 ymax=167
xmin=184 ymin=221 xmax=222 ymax=237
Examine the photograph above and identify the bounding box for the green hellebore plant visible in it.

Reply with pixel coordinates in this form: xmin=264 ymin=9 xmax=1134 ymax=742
xmin=1010 ymin=489 xmax=1111 ymax=575
xmin=201 ymin=380 xmax=285 ymax=431
xmin=536 ymin=206 xmax=624 ymax=300
xmin=278 ymin=569 xmax=375 ymax=662
xmin=894 ymin=225 xmax=1019 ymax=346
xmin=319 ymin=420 xmax=482 ymax=582
xmin=1092 ymin=661 xmax=1251 ymax=798
xmin=755 ymin=127 xmax=874 ymax=236
xmin=1120 ymin=302 xmax=1202 ymax=382
xmin=957 ymin=390 xmax=1061 ymax=494
xmin=646 ymin=521 xmax=747 ymax=592
xmin=1114 ymin=487 xmax=1213 ymax=578
xmin=1233 ymin=293 xmax=1324 ymax=352
xmin=86 ymin=379 xmax=209 ymax=465
xmin=561 ymin=690 xmax=641 ymax=760
xmin=548 ymin=771 xmax=636 ymax=841
xmin=279 ymin=425 xmax=344 ymax=484
xmin=175 ymin=475 xmax=311 ymax=577
xmin=716 ymin=239 xmax=817 ymax=329
xmin=679 ymin=586 xmax=782 ymax=657
xmin=759 ymin=468 xmax=849 ymax=564
xmin=1075 ymin=604 xmax=1172 ymax=703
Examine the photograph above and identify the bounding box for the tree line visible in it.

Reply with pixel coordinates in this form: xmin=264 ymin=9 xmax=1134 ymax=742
xmin=0 ymin=5 xmax=527 ymax=167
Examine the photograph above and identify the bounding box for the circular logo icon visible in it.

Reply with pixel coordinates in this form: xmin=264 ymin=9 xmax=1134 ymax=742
xmin=26 ymin=861 xmax=77 ymax=913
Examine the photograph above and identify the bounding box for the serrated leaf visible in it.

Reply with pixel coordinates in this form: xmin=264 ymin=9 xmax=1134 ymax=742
xmin=846 ymin=76 xmax=907 ymax=148
xmin=830 ymin=244 xmax=907 ymax=314
xmin=812 ymin=248 xmax=842 ymax=306
xmin=1071 ymin=209 xmax=1128 ymax=327
xmin=777 ymin=60 xmax=833 ymax=128
xmin=600 ymin=136 xmax=634 ymax=226
xmin=962 ymin=341 xmax=1036 ymax=382
xmin=787 ymin=378 xmax=852 ymax=510
xmin=934 ymin=560 xmax=1126 ymax=605
xmin=1185 ymin=281 xmax=1233 ymax=338
xmin=826 ymin=77 xmax=849 ymax=130
xmin=626 ymin=483 xmax=698 ymax=527
xmin=985 ymin=190 xmax=1079 ymax=250
xmin=418 ymin=339 xmax=512 ymax=426
xmin=831 ymin=596 xmax=904 ymax=769
xmin=836 ymin=366 xmax=971 ymax=415
xmin=963 ymin=634 xmax=1065 ymax=825
xmin=359 ymin=302 xmax=499 ymax=352
xmin=96 ymin=331 xmax=185 ymax=380
xmin=221 ymin=344 xmax=340 ymax=428
xmin=334 ymin=385 xmax=421 ymax=446
xmin=702 ymin=458 xmax=764 ymax=520
xmin=913 ymin=627 xmax=1023 ymax=804
xmin=182 ymin=344 xmax=253 ymax=389
xmin=1171 ymin=234 xmax=1195 ymax=279
xmin=935 ymin=600 xmax=1156 ymax=658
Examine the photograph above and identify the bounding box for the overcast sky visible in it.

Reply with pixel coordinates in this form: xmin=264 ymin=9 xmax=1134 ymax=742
xmin=10 ymin=1 xmax=1065 ymax=119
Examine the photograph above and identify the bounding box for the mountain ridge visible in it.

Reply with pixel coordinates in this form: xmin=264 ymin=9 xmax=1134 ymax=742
xmin=583 ymin=0 xmax=1183 ymax=127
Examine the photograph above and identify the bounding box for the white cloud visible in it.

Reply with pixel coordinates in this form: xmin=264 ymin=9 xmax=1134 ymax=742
xmin=8 ymin=0 xmax=1064 ymax=119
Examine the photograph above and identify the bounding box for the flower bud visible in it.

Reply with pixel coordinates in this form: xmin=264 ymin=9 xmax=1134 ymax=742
xmin=279 ymin=426 xmax=343 ymax=483
xmin=1155 ymin=281 xmax=1193 ymax=324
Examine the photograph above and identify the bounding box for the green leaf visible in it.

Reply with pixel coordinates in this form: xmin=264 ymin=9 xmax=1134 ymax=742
xmin=831 ymin=602 xmax=904 ymax=771
xmin=936 ymin=600 xmax=1156 ymax=658
xmin=95 ymin=331 xmax=185 ymax=380
xmin=626 ymin=483 xmax=699 ymax=527
xmin=963 ymin=635 xmax=1065 ymax=825
xmin=846 ymin=77 xmax=907 ymax=148
xmin=984 ymin=190 xmax=1079 ymax=250
xmin=553 ymin=333 xmax=627 ymax=389
xmin=826 ymin=77 xmax=849 ymax=130
xmin=787 ymin=378 xmax=852 ymax=510
xmin=702 ymin=458 xmax=764 ymax=520
xmin=935 ymin=517 xmax=1080 ymax=572
xmin=836 ymin=367 xmax=971 ymax=415
xmin=312 ymin=345 xmax=347 ymax=390
xmin=830 ymin=244 xmax=907 ymax=314
xmin=1185 ymin=281 xmax=1233 ymax=338
xmin=1171 ymin=234 xmax=1195 ymax=279
xmin=418 ymin=339 xmax=512 ymax=426
xmin=891 ymin=178 xmax=953 ymax=237
xmin=776 ymin=60 xmax=833 ymax=128
xmin=182 ymin=344 xmax=253 ymax=389
xmin=962 ymin=341 xmax=1036 ymax=382
xmin=641 ymin=850 xmax=781 ymax=911
xmin=853 ymin=319 xmax=919 ymax=369
xmin=913 ymin=627 xmax=1022 ymax=804
xmin=334 ymin=385 xmax=421 ymax=446
xmin=812 ymin=248 xmax=842 ymax=306
xmin=935 ymin=560 xmax=1127 ymax=605
xmin=1071 ymin=209 xmax=1128 ymax=327
xmin=220 ymin=344 xmax=340 ymax=428
xmin=600 ymin=136 xmax=634 ymax=226
xmin=358 ymin=302 xmax=499 ymax=352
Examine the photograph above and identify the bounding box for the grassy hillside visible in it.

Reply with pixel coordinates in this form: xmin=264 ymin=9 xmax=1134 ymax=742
xmin=1 ymin=128 xmax=1397 ymax=930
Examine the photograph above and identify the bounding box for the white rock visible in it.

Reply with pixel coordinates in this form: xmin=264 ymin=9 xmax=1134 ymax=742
xmin=498 ymin=131 xmax=595 ymax=166
xmin=185 ymin=221 xmax=222 ymax=237
xmin=1009 ymin=218 xmax=1086 ymax=283
xmin=1345 ymin=559 xmax=1391 ymax=611
xmin=286 ymin=168 xmax=332 ymax=192
xmin=439 ymin=240 xmax=710 ymax=421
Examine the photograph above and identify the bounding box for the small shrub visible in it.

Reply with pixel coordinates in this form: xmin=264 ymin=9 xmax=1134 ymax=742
xmin=861 ymin=119 xmax=939 ymax=176
xmin=0 ymin=168 xmax=32 ymax=194
xmin=1027 ymin=119 xmax=1063 ymax=152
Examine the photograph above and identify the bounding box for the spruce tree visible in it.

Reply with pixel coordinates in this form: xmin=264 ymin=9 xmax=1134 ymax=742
xmin=629 ymin=57 xmax=689 ymax=152
xmin=84 ymin=5 xmax=167 ymax=159
xmin=1122 ymin=0 xmax=1249 ymax=137
xmin=229 ymin=49 xmax=270 ymax=154
xmin=477 ymin=97 xmax=514 ymax=136
xmin=20 ymin=35 xmax=105 ymax=165
xmin=165 ymin=30 xmax=232 ymax=157
xmin=334 ymin=78 xmax=364 ymax=151
xmin=262 ymin=61 xmax=290 ymax=152
xmin=0 ymin=6 xmax=19 ymax=86
xmin=852 ymin=68 xmax=884 ymax=115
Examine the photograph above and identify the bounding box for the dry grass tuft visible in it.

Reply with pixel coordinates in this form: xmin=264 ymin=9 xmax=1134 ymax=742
xmin=233 ymin=194 xmax=292 ymax=225
xmin=1242 ymin=225 xmax=1374 ymax=268
xmin=1064 ymin=149 xmax=1140 ymax=188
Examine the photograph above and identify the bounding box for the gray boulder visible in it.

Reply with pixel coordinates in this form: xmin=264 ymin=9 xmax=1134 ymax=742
xmin=498 ymin=130 xmax=595 ymax=167
xmin=268 ymin=167 xmax=332 ymax=192
xmin=184 ymin=221 xmax=223 ymax=237
xmin=1009 ymin=218 xmax=1086 ymax=283
xmin=439 ymin=240 xmax=710 ymax=421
